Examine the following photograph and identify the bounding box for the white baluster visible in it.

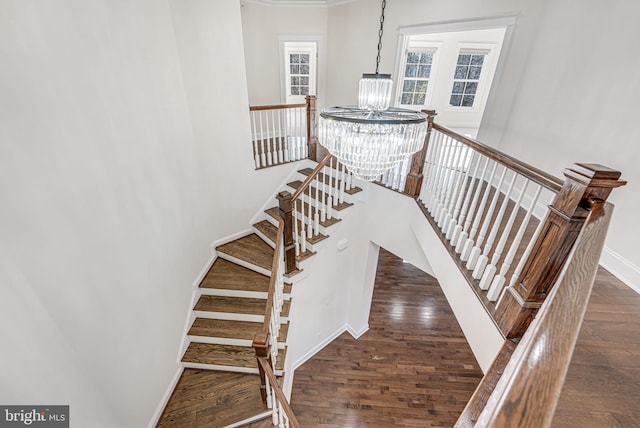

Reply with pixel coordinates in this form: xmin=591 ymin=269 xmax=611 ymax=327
xmin=259 ymin=111 xmax=267 ymax=168
xmin=265 ymin=375 xmax=273 ymax=409
xmin=487 ymin=184 xmax=543 ymax=301
xmin=431 ymin=134 xmax=454 ymax=218
xmin=479 ymin=177 xmax=528 ymax=290
xmin=461 ymin=160 xmax=498 ymax=261
xmin=326 ymin=161 xmax=334 ymax=220
xmin=425 ymin=131 xmax=445 ymax=210
xmin=302 ymin=107 xmax=308 ymax=158
xmin=506 ymin=205 xmax=549 ymax=289
xmin=298 ymin=199 xmax=307 ymax=254
xmin=339 ymin=162 xmax=346 ymax=203
xmin=271 ymin=110 xmax=280 ymax=164
xmin=314 ymin=175 xmax=320 ymax=233
xmin=282 ymin=110 xmax=290 ymax=162
xmin=306 ymin=186 xmax=313 ymax=238
xmin=278 ymin=401 xmax=285 ymax=428
xmin=472 ymin=171 xmax=518 ymax=279
xmin=293 ymin=201 xmax=300 ymax=257
xmin=436 ymin=140 xmax=464 ymax=227
xmin=454 ymin=156 xmax=488 ymax=252
xmin=446 ymin=151 xmax=478 ymax=240
xmin=418 ymin=131 xmax=439 ymax=203
xmin=319 ymin=173 xmax=327 ymax=223
xmin=251 ymin=111 xmax=259 ymax=169
xmin=441 ymin=144 xmax=470 ymax=236
xmin=467 ymin=165 xmax=508 ymax=270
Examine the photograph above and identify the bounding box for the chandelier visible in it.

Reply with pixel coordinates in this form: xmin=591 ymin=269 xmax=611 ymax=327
xmin=318 ymin=0 xmax=427 ymax=181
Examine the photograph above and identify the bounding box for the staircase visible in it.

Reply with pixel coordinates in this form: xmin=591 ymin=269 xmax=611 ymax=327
xmin=156 ymin=161 xmax=362 ymax=427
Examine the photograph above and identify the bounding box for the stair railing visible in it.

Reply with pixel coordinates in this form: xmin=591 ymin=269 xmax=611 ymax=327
xmin=253 ymin=217 xmax=286 ymax=403
xmin=257 ymin=357 xmax=301 ymax=428
xmin=277 ymin=153 xmax=356 ymax=274
xmin=410 ymin=115 xmax=627 ymax=424
xmin=250 ymin=95 xmax=318 ymax=169
xmin=458 ymin=195 xmax=622 ymax=427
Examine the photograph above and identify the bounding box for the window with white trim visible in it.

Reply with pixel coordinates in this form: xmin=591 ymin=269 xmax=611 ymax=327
xmin=400 ymin=51 xmax=434 ymax=106
xmin=283 ymin=42 xmax=317 ymax=104
xmin=449 ymin=52 xmax=486 ymax=107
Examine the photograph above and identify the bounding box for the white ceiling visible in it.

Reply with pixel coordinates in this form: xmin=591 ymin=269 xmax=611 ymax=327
xmin=242 ymin=0 xmax=358 ymax=7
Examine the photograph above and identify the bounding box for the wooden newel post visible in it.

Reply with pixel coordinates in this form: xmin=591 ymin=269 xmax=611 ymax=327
xmin=306 ymin=95 xmax=318 ymax=161
xmin=252 ymin=331 xmax=272 ymax=403
xmin=494 ymin=163 xmax=626 ymax=338
xmin=277 ymin=190 xmax=297 ymax=274
xmin=404 ymin=110 xmax=437 ymax=197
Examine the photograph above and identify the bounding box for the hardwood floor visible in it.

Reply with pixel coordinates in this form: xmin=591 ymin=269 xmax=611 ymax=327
xmin=289 ymin=248 xmax=484 ymax=427
xmin=552 ymin=266 xmax=640 ymax=427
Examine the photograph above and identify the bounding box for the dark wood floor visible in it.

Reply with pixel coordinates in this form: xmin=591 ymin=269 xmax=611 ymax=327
xmin=552 ymin=266 xmax=640 ymax=427
xmin=287 ymin=250 xmax=640 ymax=427
xmin=289 ymin=248 xmax=484 ymax=427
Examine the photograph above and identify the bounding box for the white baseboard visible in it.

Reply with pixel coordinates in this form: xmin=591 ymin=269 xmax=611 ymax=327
xmin=600 ymin=247 xmax=640 ymax=295
xmin=346 ymin=323 xmax=369 ymax=339
xmin=291 ymin=324 xmax=348 ymax=370
xmin=147 ymin=365 xmax=183 ymax=428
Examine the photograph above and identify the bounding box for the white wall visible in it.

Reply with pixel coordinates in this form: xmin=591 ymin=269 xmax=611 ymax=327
xmin=322 ymin=0 xmax=638 ymax=291
xmin=324 ymin=0 xmax=544 ymax=108
xmin=479 ymin=0 xmax=640 ymax=291
xmin=241 ymin=2 xmax=328 ymax=105
xmin=0 ymin=0 xmax=292 ymax=426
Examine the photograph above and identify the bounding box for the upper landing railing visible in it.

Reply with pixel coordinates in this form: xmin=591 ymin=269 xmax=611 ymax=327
xmin=249 ymin=96 xmax=318 ymax=169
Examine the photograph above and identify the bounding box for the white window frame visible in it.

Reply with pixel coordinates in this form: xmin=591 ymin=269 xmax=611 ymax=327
xmin=394 ymin=40 xmax=442 ymax=109
xmin=446 ymin=43 xmax=497 ymax=112
xmin=282 ymin=41 xmax=317 ymax=104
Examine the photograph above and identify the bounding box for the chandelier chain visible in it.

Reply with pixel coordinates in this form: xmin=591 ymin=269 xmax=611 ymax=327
xmin=375 ymin=0 xmax=386 ymax=74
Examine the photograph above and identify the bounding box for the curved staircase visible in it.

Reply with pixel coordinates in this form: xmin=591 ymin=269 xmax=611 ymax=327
xmin=156 ymin=162 xmax=362 ymax=427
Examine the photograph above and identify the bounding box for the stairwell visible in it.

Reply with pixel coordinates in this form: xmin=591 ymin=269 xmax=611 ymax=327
xmin=156 ymin=161 xmax=362 ymax=427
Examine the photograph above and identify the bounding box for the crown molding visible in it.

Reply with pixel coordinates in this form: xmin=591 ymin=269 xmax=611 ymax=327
xmin=241 ymin=0 xmax=358 ymax=7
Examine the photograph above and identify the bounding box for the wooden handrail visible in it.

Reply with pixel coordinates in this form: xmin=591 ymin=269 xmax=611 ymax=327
xmin=253 ymin=218 xmax=284 ymax=402
xmin=475 ymin=199 xmax=614 ymax=427
xmin=250 ymin=103 xmax=306 ymax=111
xmin=291 ymin=153 xmax=333 ymax=201
xmin=260 ymin=218 xmax=284 ymax=338
xmin=433 ymin=123 xmax=563 ymax=193
xmin=256 ymin=357 xmax=301 ymax=428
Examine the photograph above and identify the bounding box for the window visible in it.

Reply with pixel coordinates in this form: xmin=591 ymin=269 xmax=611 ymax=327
xmin=449 ymin=53 xmax=486 ymax=107
xmin=400 ymin=51 xmax=433 ymax=106
xmin=289 ymin=53 xmax=310 ymax=96
xmin=283 ymin=42 xmax=317 ymax=104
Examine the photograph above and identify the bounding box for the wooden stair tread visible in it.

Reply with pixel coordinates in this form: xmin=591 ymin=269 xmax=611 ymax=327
xmin=298 ymin=167 xmax=363 ymax=195
xmin=188 ymin=318 xmax=290 ymax=343
xmin=182 ymin=343 xmax=287 ymax=371
xmin=156 ymin=369 xmax=267 ymax=427
xmin=265 ymin=204 xmax=341 ymax=228
xmin=200 ymin=258 xmax=270 ymax=292
xmin=287 ymin=180 xmax=354 ymax=211
xmin=217 ymin=233 xmax=274 ymax=272
xmin=254 ymin=219 xmax=278 ymax=243
xmin=257 ymin=214 xmax=328 ymax=245
xmin=188 ymin=318 xmax=260 ymax=340
xmin=195 ymin=295 xmax=265 ymax=315
xmin=194 ymin=295 xmax=291 ymax=317
xmin=182 ymin=343 xmax=257 ymax=368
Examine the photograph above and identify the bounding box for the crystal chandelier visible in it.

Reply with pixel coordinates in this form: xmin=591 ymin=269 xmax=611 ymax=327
xmin=318 ymin=0 xmax=427 ymax=181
